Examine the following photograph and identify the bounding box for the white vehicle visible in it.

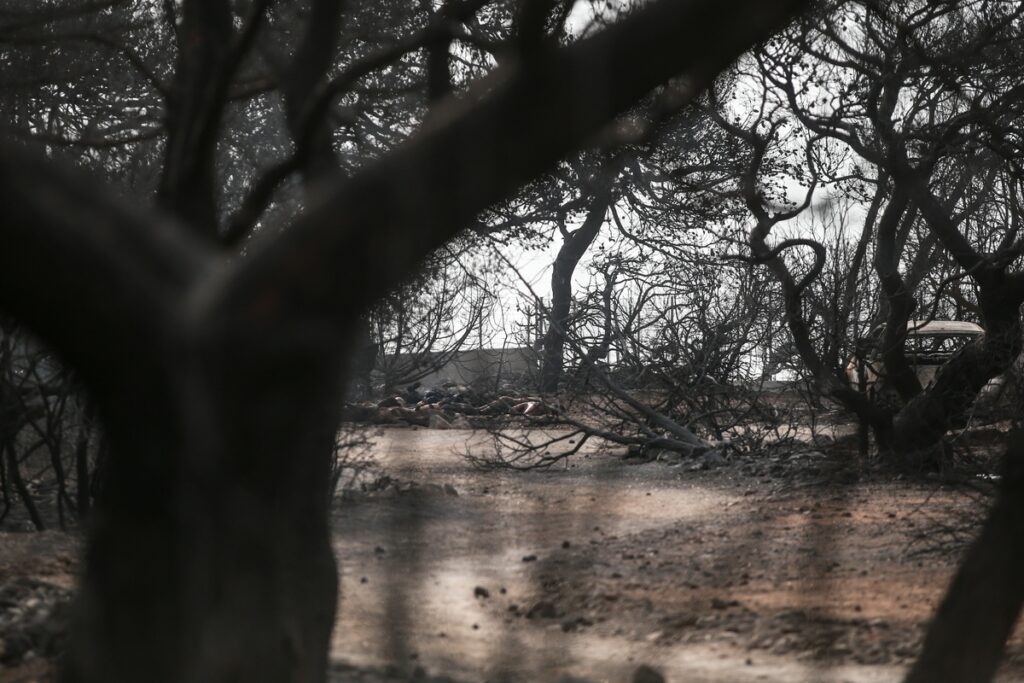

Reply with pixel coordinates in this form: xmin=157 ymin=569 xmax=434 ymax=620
xmin=846 ymin=320 xmax=986 ymax=395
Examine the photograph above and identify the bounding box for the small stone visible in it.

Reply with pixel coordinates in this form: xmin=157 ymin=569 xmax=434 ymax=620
xmin=474 ymin=586 xmax=490 ymax=599
xmin=443 ymin=483 xmax=459 ymax=496
xmin=526 ymin=601 xmax=558 ymax=619
xmin=428 ymin=413 xmax=451 ymax=429
xmin=522 ymin=554 xmax=538 ymax=562
xmin=702 ymin=450 xmax=728 ymax=468
xmin=710 ymin=597 xmax=739 ymax=610
xmin=633 ymin=665 xmax=666 ymax=683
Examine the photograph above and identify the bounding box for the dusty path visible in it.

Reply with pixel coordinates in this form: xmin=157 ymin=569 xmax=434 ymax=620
xmin=328 ymin=427 xmax=1024 ymax=683
xmin=2 ymin=426 xmax=1022 ymax=682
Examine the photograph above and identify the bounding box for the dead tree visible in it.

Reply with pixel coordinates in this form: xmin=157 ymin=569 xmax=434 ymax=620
xmin=0 ymin=1 xmax=805 ymax=681
xmin=539 ymin=181 xmax=614 ymax=393
xmin=759 ymin=0 xmax=1024 ymax=459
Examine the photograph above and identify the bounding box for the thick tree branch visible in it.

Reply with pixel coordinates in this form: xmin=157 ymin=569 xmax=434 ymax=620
xmin=873 ymin=187 xmax=922 ymax=401
xmin=217 ymin=0 xmax=807 ymax=331
xmin=224 ymin=0 xmax=493 ymax=243
xmin=159 ymin=0 xmax=273 ymax=237
xmin=280 ymin=0 xmax=345 ymax=185
xmin=0 ymin=147 xmax=211 ymax=391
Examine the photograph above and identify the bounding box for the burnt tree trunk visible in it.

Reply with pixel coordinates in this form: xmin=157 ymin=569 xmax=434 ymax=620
xmin=873 ymin=189 xmax=923 ymax=402
xmin=904 ymin=431 xmax=1024 ymax=683
xmin=540 ymin=190 xmax=612 ymax=393
xmin=74 ymin=400 xmax=95 ymax=519
xmin=63 ymin=333 xmax=347 ymax=683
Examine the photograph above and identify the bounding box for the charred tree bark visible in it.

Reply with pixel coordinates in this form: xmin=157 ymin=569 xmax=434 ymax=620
xmin=540 ymin=189 xmax=612 ymax=393
xmin=158 ymin=0 xmax=235 ymax=234
xmin=281 ymin=0 xmax=345 ymax=184
xmin=873 ymin=188 xmax=923 ymax=402
xmin=905 ymin=431 xmax=1024 ymax=683
xmin=0 ymin=381 xmax=46 ymax=530
xmin=63 ymin=335 xmax=346 ymax=683
xmin=582 ymin=267 xmax=617 ymax=368
xmin=3 ymin=437 xmax=45 ymax=530
xmin=74 ymin=401 xmax=94 ymax=520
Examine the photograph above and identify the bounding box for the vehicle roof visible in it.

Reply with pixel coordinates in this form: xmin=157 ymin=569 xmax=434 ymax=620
xmin=905 ymin=320 xmax=984 ymax=335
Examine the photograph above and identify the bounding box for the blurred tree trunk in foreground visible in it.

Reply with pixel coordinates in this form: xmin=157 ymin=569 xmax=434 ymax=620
xmin=0 ymin=0 xmax=804 ymax=680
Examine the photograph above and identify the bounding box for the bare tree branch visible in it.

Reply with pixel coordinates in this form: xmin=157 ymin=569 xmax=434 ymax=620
xmin=216 ymin=0 xmax=807 ymax=330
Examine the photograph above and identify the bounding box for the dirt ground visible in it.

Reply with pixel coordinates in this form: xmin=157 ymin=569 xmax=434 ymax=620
xmin=2 ymin=425 xmax=1024 ymax=682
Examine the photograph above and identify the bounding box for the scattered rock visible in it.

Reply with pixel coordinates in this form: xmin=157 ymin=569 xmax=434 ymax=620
xmin=660 ymin=613 xmax=697 ymax=628
xmin=0 ymin=578 xmax=72 ymax=668
xmin=526 ymin=601 xmax=558 ymax=619
xmin=632 ymin=665 xmax=666 ymax=683
xmin=624 ymin=444 xmax=646 ymax=459
xmin=702 ymin=450 xmax=728 ymax=469
xmin=450 ymin=415 xmax=473 ymax=429
xmin=473 ymin=586 xmax=490 ymax=599
xmin=522 ymin=554 xmax=538 ymax=562
xmin=655 ymin=450 xmax=684 ymax=465
xmin=710 ymin=597 xmax=740 ymax=610
xmin=428 ymin=413 xmax=451 ymax=430
xmin=560 ymin=616 xmax=594 ymax=632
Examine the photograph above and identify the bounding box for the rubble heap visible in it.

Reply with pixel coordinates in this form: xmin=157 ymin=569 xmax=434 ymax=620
xmin=343 ymin=382 xmax=556 ymax=429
